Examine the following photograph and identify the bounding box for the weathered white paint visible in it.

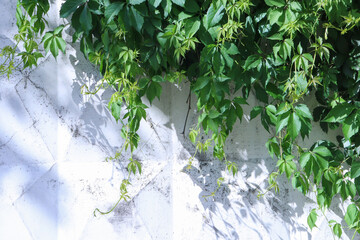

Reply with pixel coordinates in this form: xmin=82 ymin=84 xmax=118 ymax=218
xmin=0 ymin=1 xmax=353 ymax=239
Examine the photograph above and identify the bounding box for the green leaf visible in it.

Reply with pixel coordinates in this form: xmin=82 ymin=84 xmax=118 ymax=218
xmin=333 ymin=223 xmax=342 ymax=238
xmin=299 ymin=152 xmax=311 ymax=168
xmin=129 ymin=0 xmax=146 ymax=5
xmin=268 ymin=9 xmax=283 ymax=25
xmin=208 ymin=110 xmax=221 ymax=119
xmin=351 ymin=162 xmax=360 ymax=179
xmin=254 ymin=83 xmax=268 ymax=103
xmin=307 ymin=209 xmax=318 ymax=230
xmin=212 ymin=51 xmax=225 ymax=75
xmin=276 ymin=110 xmax=290 ymax=134
xmin=79 ymin=5 xmax=92 ymax=34
xmin=147 ymin=82 xmax=162 ymax=104
xmin=193 ymin=76 xmax=210 ymax=91
xmin=287 ymin=112 xmax=301 ymax=140
xmin=171 ymin=0 xmax=185 ymax=7
xmin=55 ymin=37 xmax=66 ymax=53
xmin=185 ymin=18 xmax=200 ymax=37
xmin=105 ymin=2 xmax=124 ymax=23
xmin=295 ymin=104 xmax=312 ymax=119
xmin=149 ymin=0 xmax=162 ymax=8
xmin=342 ymin=112 xmax=360 ymax=139
xmin=60 ymin=0 xmax=87 ymax=18
xmin=163 ymin=0 xmax=172 ymax=18
xmin=204 ymin=3 xmax=225 ymax=29
xmin=313 ymin=146 xmax=332 ymax=158
xmin=250 ymin=106 xmax=262 ymax=120
xmin=264 ymin=0 xmax=285 ymax=7
xmin=314 ymin=154 xmax=329 ymax=170
xmin=50 ymin=39 xmax=59 ymax=58
xmin=244 ymin=55 xmax=262 ymax=70
xmin=226 ymin=106 xmax=237 ymax=131
xmin=109 ymin=100 xmax=122 ymax=122
xmin=129 ymin=6 xmax=144 ymax=32
xmin=53 ymin=25 xmax=64 ymax=35
xmin=224 ymin=43 xmax=240 ymax=55
xmin=345 ymin=204 xmax=359 ymax=227
xmin=323 ymin=103 xmax=355 ymax=123
xmin=152 ymin=75 xmax=164 ymax=82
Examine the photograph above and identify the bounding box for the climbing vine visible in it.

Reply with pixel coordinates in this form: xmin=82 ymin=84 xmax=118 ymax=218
xmin=2 ymin=0 xmax=360 ymax=238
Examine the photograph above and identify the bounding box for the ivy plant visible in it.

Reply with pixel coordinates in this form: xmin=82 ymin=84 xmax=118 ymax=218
xmin=2 ymin=0 xmax=360 ymax=238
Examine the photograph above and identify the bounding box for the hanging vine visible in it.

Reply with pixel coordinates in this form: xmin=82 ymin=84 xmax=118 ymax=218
xmin=2 ymin=0 xmax=360 ymax=238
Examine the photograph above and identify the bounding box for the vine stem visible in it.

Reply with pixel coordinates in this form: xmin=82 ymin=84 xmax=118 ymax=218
xmin=321 ymin=208 xmax=336 ymax=240
xmin=181 ymin=88 xmax=191 ymax=135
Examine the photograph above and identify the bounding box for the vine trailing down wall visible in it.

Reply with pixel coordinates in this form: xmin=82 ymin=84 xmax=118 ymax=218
xmin=1 ymin=0 xmax=360 ymax=238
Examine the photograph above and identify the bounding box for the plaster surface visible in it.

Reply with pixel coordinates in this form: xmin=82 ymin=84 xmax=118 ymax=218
xmin=0 ymin=1 xmax=353 ymax=239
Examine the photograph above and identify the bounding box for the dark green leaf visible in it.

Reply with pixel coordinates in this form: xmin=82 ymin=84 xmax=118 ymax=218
xmin=60 ymin=0 xmax=86 ymax=18
xmin=79 ymin=5 xmax=92 ymax=34
xmin=105 ymin=2 xmax=124 ymax=23
xmin=250 ymin=106 xmax=262 ymax=120
xmin=351 ymin=162 xmax=360 ymax=179
xmin=244 ymin=55 xmax=262 ymax=70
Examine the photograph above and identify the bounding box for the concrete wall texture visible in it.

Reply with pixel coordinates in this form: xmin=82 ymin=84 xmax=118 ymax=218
xmin=0 ymin=1 xmax=353 ymax=239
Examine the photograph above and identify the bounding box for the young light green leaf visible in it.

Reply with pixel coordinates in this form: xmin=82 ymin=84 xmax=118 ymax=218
xmin=345 ymin=204 xmax=359 ymax=227
xmin=332 ymin=223 xmax=342 ymax=238
xmin=307 ymin=209 xmax=318 ymax=230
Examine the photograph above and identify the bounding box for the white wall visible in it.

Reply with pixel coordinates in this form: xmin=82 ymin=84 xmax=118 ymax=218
xmin=0 ymin=1 xmax=353 ymax=239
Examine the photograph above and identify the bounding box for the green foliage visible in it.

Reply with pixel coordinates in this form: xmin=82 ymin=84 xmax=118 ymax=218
xmin=2 ymin=0 xmax=360 ymax=237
